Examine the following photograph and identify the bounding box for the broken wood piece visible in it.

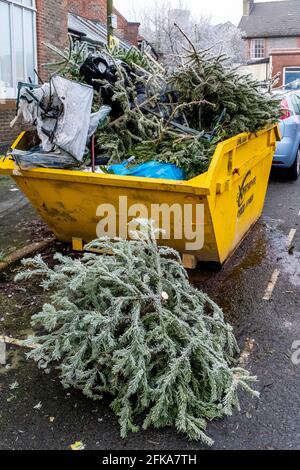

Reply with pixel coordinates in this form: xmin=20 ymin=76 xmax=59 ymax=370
xmin=0 ymin=238 xmax=54 ymax=272
xmin=72 ymin=237 xmax=84 ymax=251
xmin=182 ymin=254 xmax=198 ymax=270
xmin=263 ymin=269 xmax=280 ymax=301
xmin=239 ymin=338 xmax=255 ymax=367
xmin=0 ymin=335 xmax=38 ymax=350
xmin=144 ymin=51 xmax=165 ymax=72
xmin=0 ymin=342 xmax=6 ymax=365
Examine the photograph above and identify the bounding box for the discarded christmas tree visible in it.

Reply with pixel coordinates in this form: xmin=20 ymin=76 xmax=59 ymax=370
xmin=43 ymin=34 xmax=281 ymax=179
xmin=16 ymin=221 xmax=259 ymax=445
xmin=168 ymin=26 xmax=281 ymax=136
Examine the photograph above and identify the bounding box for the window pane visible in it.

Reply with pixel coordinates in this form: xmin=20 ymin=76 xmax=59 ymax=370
xmin=24 ymin=9 xmax=35 ymax=81
xmin=14 ymin=5 xmax=25 ymax=84
xmin=251 ymin=39 xmax=264 ymax=59
xmin=285 ymin=69 xmax=300 ymax=90
xmin=0 ymin=1 xmax=13 ymax=89
xmin=23 ymin=0 xmax=34 ymax=7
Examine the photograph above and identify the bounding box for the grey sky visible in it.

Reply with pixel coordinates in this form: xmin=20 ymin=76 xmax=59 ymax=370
xmin=114 ymin=0 xmax=285 ymax=26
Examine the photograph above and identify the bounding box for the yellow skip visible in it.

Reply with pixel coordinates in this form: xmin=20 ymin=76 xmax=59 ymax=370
xmin=0 ymin=125 xmax=280 ymax=267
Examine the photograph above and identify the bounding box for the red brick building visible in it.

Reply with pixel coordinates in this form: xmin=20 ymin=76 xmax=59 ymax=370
xmin=68 ymin=1 xmax=140 ymax=47
xmin=239 ymin=0 xmax=300 ymax=87
xmin=0 ymin=0 xmax=140 ymax=151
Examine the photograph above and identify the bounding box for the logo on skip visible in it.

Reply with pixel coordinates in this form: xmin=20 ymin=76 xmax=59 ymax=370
xmin=237 ymin=170 xmax=256 ymax=217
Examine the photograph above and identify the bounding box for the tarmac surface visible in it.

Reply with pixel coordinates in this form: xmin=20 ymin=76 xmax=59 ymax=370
xmin=0 ymin=169 xmax=300 ymax=450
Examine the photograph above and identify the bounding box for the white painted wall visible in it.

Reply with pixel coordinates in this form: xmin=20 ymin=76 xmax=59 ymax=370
xmin=238 ymin=62 xmax=270 ymax=81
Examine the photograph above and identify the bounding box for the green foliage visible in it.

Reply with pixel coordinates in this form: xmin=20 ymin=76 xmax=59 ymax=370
xmin=168 ymin=49 xmax=281 ymax=137
xmin=109 ymin=43 xmax=164 ymax=74
xmin=45 ymin=37 xmax=280 ymax=179
xmin=44 ymin=37 xmax=88 ymax=80
xmin=47 ymin=40 xmax=166 ymax=165
xmin=16 ymin=221 xmax=259 ymax=445
xmin=129 ymin=135 xmax=216 ymax=180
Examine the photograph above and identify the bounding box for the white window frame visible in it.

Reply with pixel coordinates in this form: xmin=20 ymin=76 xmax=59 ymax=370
xmin=0 ymin=0 xmax=37 ymax=99
xmin=250 ymin=39 xmax=265 ymax=59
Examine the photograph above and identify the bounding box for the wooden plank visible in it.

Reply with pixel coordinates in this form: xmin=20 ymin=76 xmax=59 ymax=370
xmin=0 ymin=238 xmax=54 ymax=272
xmin=72 ymin=237 xmax=84 ymax=251
xmin=0 ymin=335 xmax=38 ymax=350
xmin=0 ymin=342 xmax=6 ymax=365
xmin=263 ymin=269 xmax=280 ymax=301
xmin=182 ymin=254 xmax=198 ymax=270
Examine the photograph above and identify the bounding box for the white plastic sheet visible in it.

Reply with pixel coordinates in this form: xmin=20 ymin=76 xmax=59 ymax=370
xmin=52 ymin=76 xmax=94 ymax=161
xmin=12 ymin=76 xmax=103 ymax=163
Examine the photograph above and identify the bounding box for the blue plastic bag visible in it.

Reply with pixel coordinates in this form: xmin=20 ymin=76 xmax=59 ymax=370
xmin=109 ymin=160 xmax=185 ymax=180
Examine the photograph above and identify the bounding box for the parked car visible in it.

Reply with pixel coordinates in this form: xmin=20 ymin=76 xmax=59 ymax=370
xmin=273 ymin=90 xmax=300 ymax=180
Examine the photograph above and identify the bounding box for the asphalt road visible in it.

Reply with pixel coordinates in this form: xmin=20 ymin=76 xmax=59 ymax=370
xmin=0 ymin=176 xmax=41 ymax=253
xmin=0 ymin=170 xmax=300 ymax=450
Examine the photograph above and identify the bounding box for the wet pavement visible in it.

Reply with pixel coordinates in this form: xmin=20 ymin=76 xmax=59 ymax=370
xmin=0 ymin=170 xmax=300 ymax=450
xmin=0 ymin=176 xmax=43 ymax=254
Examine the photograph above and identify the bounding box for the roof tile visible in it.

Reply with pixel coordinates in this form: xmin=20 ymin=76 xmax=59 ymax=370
xmin=239 ymin=0 xmax=300 ymax=38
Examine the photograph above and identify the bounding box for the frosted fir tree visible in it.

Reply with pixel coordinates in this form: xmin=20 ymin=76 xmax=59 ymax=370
xmin=16 ymin=220 xmax=259 ymax=445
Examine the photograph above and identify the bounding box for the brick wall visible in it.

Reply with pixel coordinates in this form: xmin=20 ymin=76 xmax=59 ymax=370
xmin=268 ymin=37 xmax=298 ymax=51
xmin=36 ymin=0 xmax=69 ymax=82
xmin=112 ymin=9 xmax=139 ymax=46
xmin=113 ymin=6 xmax=140 ymax=46
xmin=124 ymin=23 xmax=140 ymax=47
xmin=0 ymin=102 xmax=20 ymax=152
xmin=68 ymin=0 xmax=140 ymax=46
xmin=245 ymin=39 xmax=251 ymax=59
xmin=270 ymin=48 xmax=300 ymax=87
xmin=243 ymin=40 xmax=300 ymax=86
xmin=114 ymin=8 xmax=127 ymax=39
xmin=68 ymin=0 xmax=107 ymax=23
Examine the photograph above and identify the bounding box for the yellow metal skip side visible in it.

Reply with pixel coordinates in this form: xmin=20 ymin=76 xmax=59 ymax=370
xmin=0 ymin=124 xmax=279 ymax=265
xmin=203 ymin=126 xmax=279 ymax=263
